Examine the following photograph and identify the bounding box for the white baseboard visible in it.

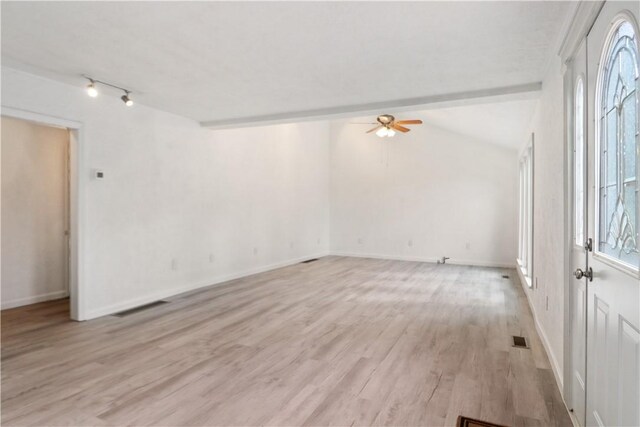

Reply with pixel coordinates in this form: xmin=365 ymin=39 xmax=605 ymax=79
xmin=515 ymin=264 xmax=564 ymax=391
xmin=330 ymin=251 xmax=516 ymax=269
xmin=1 ymin=290 xmax=69 ymax=310
xmin=516 ymin=265 xmax=577 ymax=425
xmin=84 ymin=252 xmax=329 ymax=320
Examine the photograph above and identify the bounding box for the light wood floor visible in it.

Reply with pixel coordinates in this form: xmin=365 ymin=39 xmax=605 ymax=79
xmin=1 ymin=256 xmax=571 ymax=426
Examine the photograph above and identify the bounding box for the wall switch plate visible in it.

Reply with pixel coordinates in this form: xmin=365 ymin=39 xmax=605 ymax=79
xmin=209 ymin=254 xmax=215 ymax=263
xmin=408 ymin=240 xmax=413 ymax=247
xmin=171 ymin=258 xmax=178 ymax=270
xmin=358 ymin=238 xmax=363 ymax=244
xmin=253 ymin=247 xmax=258 ymax=255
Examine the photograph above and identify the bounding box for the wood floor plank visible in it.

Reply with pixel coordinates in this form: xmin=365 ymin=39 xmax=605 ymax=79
xmin=1 ymin=256 xmax=572 ymax=426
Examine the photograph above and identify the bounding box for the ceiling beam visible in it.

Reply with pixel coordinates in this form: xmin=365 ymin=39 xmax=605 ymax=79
xmin=200 ymin=82 xmax=542 ymax=130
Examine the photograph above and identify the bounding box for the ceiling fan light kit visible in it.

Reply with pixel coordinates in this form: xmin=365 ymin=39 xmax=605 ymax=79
xmin=365 ymin=114 xmax=423 ymax=138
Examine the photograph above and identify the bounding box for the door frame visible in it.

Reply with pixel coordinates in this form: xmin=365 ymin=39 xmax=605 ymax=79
xmin=2 ymin=106 xmax=87 ymax=321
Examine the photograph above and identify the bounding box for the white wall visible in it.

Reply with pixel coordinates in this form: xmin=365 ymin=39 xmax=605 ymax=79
xmin=330 ymin=119 xmax=518 ymax=267
xmin=1 ymin=66 xmax=526 ymax=321
xmin=1 ymin=117 xmax=70 ymax=308
xmin=1 ymin=67 xmax=330 ymax=319
xmin=517 ymin=55 xmax=566 ymax=385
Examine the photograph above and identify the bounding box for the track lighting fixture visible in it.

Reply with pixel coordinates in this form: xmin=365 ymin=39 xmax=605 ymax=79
xmin=86 ymin=80 xmax=98 ymax=97
xmin=83 ymin=75 xmax=134 ymax=107
xmin=121 ymin=91 xmax=133 ymax=107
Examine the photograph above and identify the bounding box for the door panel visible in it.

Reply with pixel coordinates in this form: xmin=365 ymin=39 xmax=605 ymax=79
xmin=618 ymin=318 xmax=640 ymax=426
xmin=586 ymin=2 xmax=640 ymax=426
xmin=592 ymin=296 xmax=610 ymax=425
xmin=570 ymin=38 xmax=588 ymax=427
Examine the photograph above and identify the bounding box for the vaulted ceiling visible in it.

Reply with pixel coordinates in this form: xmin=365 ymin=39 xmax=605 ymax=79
xmin=1 ymin=2 xmax=573 ymax=126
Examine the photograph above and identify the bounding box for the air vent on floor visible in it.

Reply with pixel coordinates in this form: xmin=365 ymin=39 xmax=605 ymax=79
xmin=301 ymin=258 xmax=319 ymax=264
xmin=502 ymin=275 xmax=510 ymax=279
xmin=512 ymin=335 xmax=529 ymax=348
xmin=113 ymin=300 xmax=168 ymax=317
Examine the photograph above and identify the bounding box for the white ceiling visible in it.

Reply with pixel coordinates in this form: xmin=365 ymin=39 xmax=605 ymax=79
xmin=418 ymin=99 xmax=538 ymax=150
xmin=337 ymin=98 xmax=538 ymax=151
xmin=1 ymin=2 xmax=572 ymax=126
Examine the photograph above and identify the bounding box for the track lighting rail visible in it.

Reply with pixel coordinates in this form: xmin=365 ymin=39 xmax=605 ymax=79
xmin=83 ymin=75 xmax=134 ymax=106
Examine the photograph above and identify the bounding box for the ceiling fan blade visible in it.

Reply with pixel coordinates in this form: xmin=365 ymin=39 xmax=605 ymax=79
xmin=366 ymin=125 xmax=383 ymax=133
xmin=350 ymin=122 xmax=378 ymax=125
xmin=391 ymin=124 xmax=410 ymax=133
xmin=395 ymin=119 xmax=423 ymax=125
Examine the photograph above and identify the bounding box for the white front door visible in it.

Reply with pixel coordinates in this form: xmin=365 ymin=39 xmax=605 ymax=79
xmin=585 ymin=2 xmax=640 ymax=426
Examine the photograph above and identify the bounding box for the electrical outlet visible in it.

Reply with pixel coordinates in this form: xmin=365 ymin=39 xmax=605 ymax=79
xmin=289 ymin=242 xmax=294 ymax=249
xmin=171 ymin=258 xmax=178 ymax=270
xmin=358 ymin=237 xmax=363 ymax=244
xmin=253 ymin=247 xmax=258 ymax=255
xmin=317 ymin=238 xmax=321 ymax=245
xmin=209 ymin=254 xmax=215 ymax=263
xmin=465 ymin=242 xmax=470 ymax=250
xmin=408 ymin=239 xmax=413 ymax=247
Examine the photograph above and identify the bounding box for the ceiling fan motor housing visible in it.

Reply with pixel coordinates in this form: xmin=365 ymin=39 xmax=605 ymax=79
xmin=377 ymin=114 xmax=395 ymax=125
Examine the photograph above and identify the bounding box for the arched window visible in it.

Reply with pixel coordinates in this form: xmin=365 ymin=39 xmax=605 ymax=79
xmin=575 ymin=77 xmax=585 ymax=247
xmin=597 ymin=19 xmax=639 ymax=268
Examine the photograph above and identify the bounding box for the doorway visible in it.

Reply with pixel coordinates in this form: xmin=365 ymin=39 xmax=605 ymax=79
xmin=1 ymin=108 xmax=84 ymax=320
xmin=1 ymin=116 xmax=70 ymax=312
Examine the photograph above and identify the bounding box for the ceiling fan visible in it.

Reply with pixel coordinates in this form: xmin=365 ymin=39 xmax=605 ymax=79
xmin=365 ymin=114 xmax=423 ymax=137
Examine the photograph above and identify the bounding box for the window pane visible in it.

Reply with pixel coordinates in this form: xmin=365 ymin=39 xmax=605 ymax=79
xmin=605 ymin=184 xmax=617 ymax=245
xmin=625 ymin=183 xmax=637 ymax=247
xmin=623 ymin=92 xmax=636 ymax=180
xmin=597 ymin=19 xmax=639 ymax=269
xmin=600 ymin=189 xmax=608 ymax=248
xmin=518 ymin=139 xmax=534 ymax=282
xmin=575 ymin=79 xmax=585 ymax=246
xmin=621 ymin=47 xmax=636 ymax=88
xmin=606 ymin=110 xmax=617 ymax=185
xmin=619 ymin=21 xmax=635 ymax=40
xmin=606 ymin=55 xmax=621 ymax=107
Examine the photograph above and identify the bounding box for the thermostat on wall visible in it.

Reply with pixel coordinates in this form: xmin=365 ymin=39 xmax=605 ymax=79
xmin=94 ymin=169 xmax=104 ymax=179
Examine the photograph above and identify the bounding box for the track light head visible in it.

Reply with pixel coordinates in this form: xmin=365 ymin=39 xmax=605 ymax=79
xmin=121 ymin=92 xmax=133 ymax=107
xmin=86 ymin=80 xmax=98 ymax=97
